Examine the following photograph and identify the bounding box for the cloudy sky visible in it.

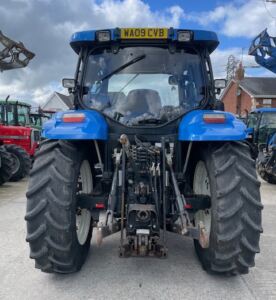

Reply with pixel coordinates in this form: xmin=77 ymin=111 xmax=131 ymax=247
xmin=0 ymin=0 xmax=276 ymax=105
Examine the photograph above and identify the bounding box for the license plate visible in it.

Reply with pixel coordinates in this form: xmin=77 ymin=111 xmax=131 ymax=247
xmin=120 ymin=28 xmax=168 ymax=39
xmin=136 ymin=229 xmax=150 ymax=235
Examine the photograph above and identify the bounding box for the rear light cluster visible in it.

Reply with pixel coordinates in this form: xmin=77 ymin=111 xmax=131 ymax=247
xmin=95 ymin=203 xmax=105 ymax=209
xmin=62 ymin=113 xmax=85 ymax=123
xmin=184 ymin=204 xmax=193 ymax=209
xmin=203 ymin=113 xmax=226 ymax=124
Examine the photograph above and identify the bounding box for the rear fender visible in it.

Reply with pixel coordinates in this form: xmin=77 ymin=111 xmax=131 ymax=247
xmin=178 ymin=110 xmax=247 ymax=141
xmin=42 ymin=110 xmax=108 ymax=140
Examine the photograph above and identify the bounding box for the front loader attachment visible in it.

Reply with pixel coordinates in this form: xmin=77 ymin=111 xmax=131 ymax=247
xmin=0 ymin=30 xmax=35 ymax=71
xmin=249 ymin=29 xmax=276 ymax=74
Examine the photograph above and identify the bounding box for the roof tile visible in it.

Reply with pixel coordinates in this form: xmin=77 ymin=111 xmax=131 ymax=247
xmin=239 ymin=77 xmax=276 ymax=97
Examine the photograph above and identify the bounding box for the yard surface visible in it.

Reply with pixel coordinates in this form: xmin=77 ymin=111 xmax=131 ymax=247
xmin=0 ymin=178 xmax=275 ymax=300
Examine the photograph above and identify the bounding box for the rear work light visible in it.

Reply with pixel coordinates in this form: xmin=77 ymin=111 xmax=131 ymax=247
xmin=203 ymin=113 xmax=226 ymax=124
xmin=62 ymin=113 xmax=85 ymax=123
xmin=177 ymin=30 xmax=192 ymax=42
xmin=96 ymin=30 xmax=111 ymax=42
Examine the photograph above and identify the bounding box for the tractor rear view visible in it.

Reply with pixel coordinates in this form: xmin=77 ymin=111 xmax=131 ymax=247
xmin=0 ymin=31 xmax=35 ymax=184
xmin=26 ymin=28 xmax=262 ymax=275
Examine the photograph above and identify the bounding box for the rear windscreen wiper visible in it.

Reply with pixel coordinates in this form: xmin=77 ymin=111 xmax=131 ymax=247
xmin=100 ymin=54 xmax=146 ymax=82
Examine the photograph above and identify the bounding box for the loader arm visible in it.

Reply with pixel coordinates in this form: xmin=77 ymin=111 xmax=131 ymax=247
xmin=0 ymin=31 xmax=35 ymax=72
xmin=249 ymin=29 xmax=276 ymax=74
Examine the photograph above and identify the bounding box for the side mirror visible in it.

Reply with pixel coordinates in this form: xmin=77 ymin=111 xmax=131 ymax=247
xmin=214 ymin=79 xmax=227 ymax=95
xmin=246 ymin=127 xmax=254 ymax=140
xmin=62 ymin=78 xmax=76 ymax=89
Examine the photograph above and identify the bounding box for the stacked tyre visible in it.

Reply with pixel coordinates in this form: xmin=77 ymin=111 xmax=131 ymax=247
xmin=0 ymin=146 xmax=14 ymax=185
xmin=0 ymin=144 xmax=31 ymax=185
xmin=4 ymin=144 xmax=31 ymax=182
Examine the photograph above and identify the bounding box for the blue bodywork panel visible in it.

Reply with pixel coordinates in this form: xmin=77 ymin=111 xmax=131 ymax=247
xmin=42 ymin=110 xmax=108 ymax=140
xmin=70 ymin=28 xmax=219 ymax=54
xmin=178 ymin=110 xmax=247 ymax=141
xmin=43 ymin=110 xmax=246 ymax=142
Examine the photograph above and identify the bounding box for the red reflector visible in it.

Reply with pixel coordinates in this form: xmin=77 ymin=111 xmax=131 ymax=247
xmin=62 ymin=113 xmax=85 ymax=123
xmin=203 ymin=114 xmax=226 ymax=124
xmin=185 ymin=204 xmax=192 ymax=209
xmin=95 ymin=203 xmax=105 ymax=209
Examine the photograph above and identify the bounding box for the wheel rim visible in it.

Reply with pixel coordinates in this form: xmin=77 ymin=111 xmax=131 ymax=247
xmin=76 ymin=160 xmax=93 ymax=245
xmin=193 ymin=161 xmax=212 ymax=241
xmin=10 ymin=153 xmax=20 ymax=175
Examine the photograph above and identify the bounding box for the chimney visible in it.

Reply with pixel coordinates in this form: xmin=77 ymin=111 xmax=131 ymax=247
xmin=235 ymin=62 xmax=244 ymax=116
xmin=235 ymin=62 xmax=245 ymax=81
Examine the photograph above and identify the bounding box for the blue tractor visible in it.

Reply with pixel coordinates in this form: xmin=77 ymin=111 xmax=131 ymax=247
xmin=247 ymin=108 xmax=276 ymax=184
xmin=25 ymin=28 xmax=262 ymax=275
xmin=249 ymin=30 xmax=276 ymax=184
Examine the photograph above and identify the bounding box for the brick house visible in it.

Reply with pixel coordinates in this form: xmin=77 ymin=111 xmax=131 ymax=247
xmin=221 ymin=65 xmax=276 ymax=116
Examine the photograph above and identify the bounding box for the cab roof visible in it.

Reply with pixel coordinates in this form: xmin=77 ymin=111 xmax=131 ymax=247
xmin=0 ymin=100 xmax=31 ymax=107
xmin=70 ymin=28 xmax=219 ymax=54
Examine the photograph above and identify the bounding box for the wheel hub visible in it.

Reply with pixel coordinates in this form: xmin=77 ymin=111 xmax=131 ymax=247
xmin=76 ymin=160 xmax=93 ymax=245
xmin=9 ymin=153 xmax=20 ymax=175
xmin=193 ymin=161 xmax=212 ymax=242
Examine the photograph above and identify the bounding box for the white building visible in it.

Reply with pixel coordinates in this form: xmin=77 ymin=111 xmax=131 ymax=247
xmin=42 ymin=92 xmax=73 ymax=112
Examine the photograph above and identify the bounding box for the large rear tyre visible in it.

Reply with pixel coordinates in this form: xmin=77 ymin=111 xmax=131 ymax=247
xmin=25 ymin=140 xmax=93 ymax=273
xmin=5 ymin=144 xmax=31 ymax=181
xmin=0 ymin=146 xmax=14 ymax=185
xmin=193 ymin=142 xmax=263 ymax=275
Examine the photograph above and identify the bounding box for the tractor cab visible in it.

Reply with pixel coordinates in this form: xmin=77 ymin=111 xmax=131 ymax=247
xmin=30 ymin=111 xmax=51 ymax=130
xmin=247 ymin=108 xmax=276 ymax=146
xmin=63 ymin=28 xmax=223 ymax=126
xmin=29 ymin=113 xmax=42 ymax=129
xmin=0 ymin=99 xmax=31 ymax=127
xmin=0 ymin=99 xmax=40 ymax=157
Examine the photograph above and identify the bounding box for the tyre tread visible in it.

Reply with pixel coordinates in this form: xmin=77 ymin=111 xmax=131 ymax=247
xmin=195 ymin=142 xmax=262 ymax=276
xmin=25 ymin=140 xmax=92 ymax=274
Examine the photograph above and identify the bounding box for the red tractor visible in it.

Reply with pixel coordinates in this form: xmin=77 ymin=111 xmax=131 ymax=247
xmin=0 ymin=98 xmax=40 ymax=181
xmin=0 ymin=30 xmax=35 ymax=184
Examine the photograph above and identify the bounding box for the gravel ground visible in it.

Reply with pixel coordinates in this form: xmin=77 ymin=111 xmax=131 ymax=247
xmin=0 ymin=178 xmax=275 ymax=300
